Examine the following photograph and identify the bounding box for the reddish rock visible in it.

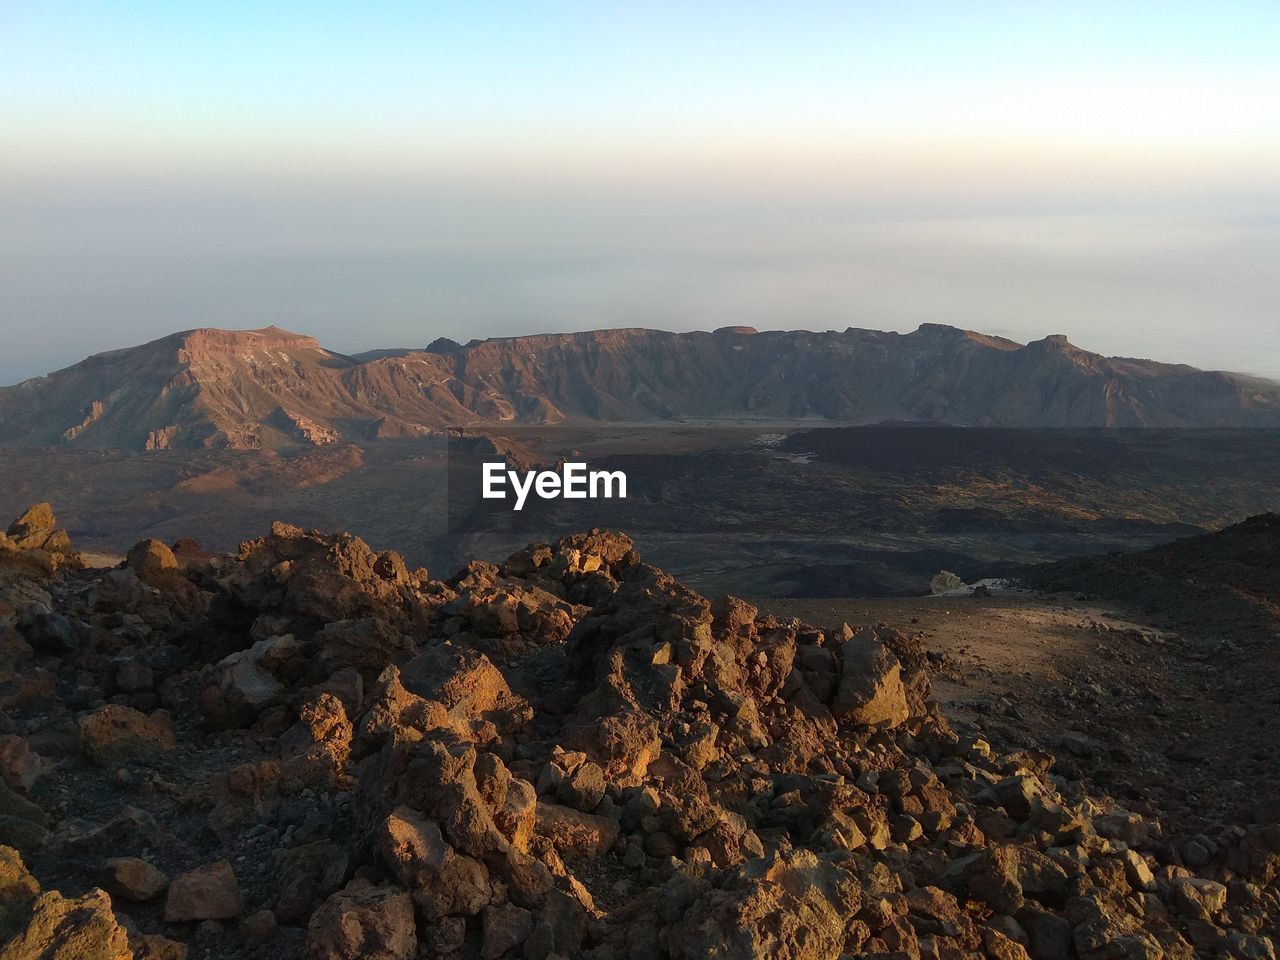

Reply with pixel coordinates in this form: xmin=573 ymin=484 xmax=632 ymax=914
xmin=535 ymin=802 xmax=619 ymax=859
xmin=831 ymin=630 xmax=910 ymax=729
xmin=307 ymin=880 xmax=415 ymax=960
xmin=163 ymin=860 xmax=242 ymax=922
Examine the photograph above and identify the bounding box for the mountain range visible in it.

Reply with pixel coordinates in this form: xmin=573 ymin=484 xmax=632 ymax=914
xmin=2 ymin=323 xmax=1279 ymax=450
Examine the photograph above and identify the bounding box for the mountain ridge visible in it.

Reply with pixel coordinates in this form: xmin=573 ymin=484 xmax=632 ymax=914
xmin=2 ymin=323 xmax=1279 ymax=450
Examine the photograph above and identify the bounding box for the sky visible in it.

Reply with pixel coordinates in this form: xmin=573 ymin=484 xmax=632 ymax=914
xmin=2 ymin=1 xmax=1278 ymax=384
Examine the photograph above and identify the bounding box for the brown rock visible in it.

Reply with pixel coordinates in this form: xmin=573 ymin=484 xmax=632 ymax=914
xmin=535 ymin=802 xmax=620 ymax=859
xmin=0 ymin=736 xmax=43 ymax=794
xmin=279 ymin=693 xmax=352 ymax=787
xmin=100 ymin=857 xmax=169 ymax=902
xmin=2 ymin=888 xmax=132 ymax=960
xmin=984 ymin=927 xmax=1032 ymax=960
xmin=481 ymin=902 xmax=534 ymax=959
xmin=375 ymin=806 xmax=490 ymax=920
xmin=670 ymin=849 xmax=860 ymax=960
xmin=128 ymin=932 xmax=188 ymax=960
xmin=556 ymin=760 xmax=605 ymax=812
xmin=357 ymin=665 xmax=450 ymax=751
xmin=1 ymin=844 xmax=42 ymax=941
xmin=78 ymin=706 xmax=176 ymax=766
xmin=307 ymin=880 xmax=416 ymax=960
xmin=831 ymin=631 xmax=910 ymax=729
xmin=126 ymin=539 xmax=180 ymax=588
xmin=164 ymin=860 xmax=242 ymax=922
xmin=399 ymin=646 xmax=533 ymax=734
xmin=1120 ymin=849 xmax=1157 ymax=893
xmin=1173 ymin=877 xmax=1228 ymax=920
xmin=1 ymin=850 xmax=131 ymax=960
xmin=5 ymin=504 xmax=56 ymax=547
xmin=494 ymin=777 xmax=538 ymax=853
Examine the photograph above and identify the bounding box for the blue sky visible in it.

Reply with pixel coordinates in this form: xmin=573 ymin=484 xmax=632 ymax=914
xmin=2 ymin=1 xmax=1279 ymax=381
xmin=6 ymin=1 xmax=1278 ymax=165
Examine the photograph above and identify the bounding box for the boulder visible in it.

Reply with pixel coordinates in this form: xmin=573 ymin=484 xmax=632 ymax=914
xmin=99 ymin=858 xmax=169 ymax=902
xmin=0 ymin=845 xmax=130 ymax=960
xmin=481 ymin=903 xmax=534 ymax=959
xmin=375 ymin=806 xmax=491 ymax=919
xmin=556 ymin=760 xmax=606 ymax=812
xmin=1 ymin=889 xmax=132 ymax=960
xmin=163 ymin=860 xmax=242 ymax=922
xmin=307 ymin=881 xmax=416 ymax=960
xmin=670 ymin=850 xmax=860 ymax=960
xmin=831 ymin=630 xmax=910 ymax=729
xmin=78 ymin=706 xmax=176 ymax=766
xmin=535 ymin=803 xmax=620 ymax=859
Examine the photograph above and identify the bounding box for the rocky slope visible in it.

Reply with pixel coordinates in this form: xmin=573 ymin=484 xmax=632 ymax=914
xmin=1019 ymin=513 xmax=1280 ymax=642
xmin=3 ymin=324 xmax=1279 ymax=450
xmin=1 ymin=506 xmax=1278 ymax=959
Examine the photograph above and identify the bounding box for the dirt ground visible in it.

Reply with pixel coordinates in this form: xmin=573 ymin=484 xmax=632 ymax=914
xmin=756 ymin=592 xmax=1280 ymax=838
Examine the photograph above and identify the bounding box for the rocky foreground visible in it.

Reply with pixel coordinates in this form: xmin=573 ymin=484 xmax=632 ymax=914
xmin=0 ymin=505 xmax=1277 ymax=960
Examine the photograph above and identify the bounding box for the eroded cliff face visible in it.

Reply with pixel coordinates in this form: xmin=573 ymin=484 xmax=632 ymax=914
xmin=3 ymin=324 xmax=1279 ymax=452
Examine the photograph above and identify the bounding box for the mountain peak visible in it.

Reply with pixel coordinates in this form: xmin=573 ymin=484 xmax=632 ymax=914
xmin=1037 ymin=333 xmax=1076 ymax=349
xmin=175 ymin=326 xmax=322 ymax=354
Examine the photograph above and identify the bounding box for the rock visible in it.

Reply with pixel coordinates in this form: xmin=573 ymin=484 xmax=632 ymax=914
xmin=202 ymin=640 xmax=288 ymax=727
xmin=1 ymin=847 xmax=130 ymax=960
xmin=1182 ymin=835 xmax=1214 ymax=867
xmin=273 ymin=841 xmax=349 ymax=925
xmin=966 ymin=846 xmax=1024 ymax=915
xmin=399 ymin=646 xmax=532 ymax=734
xmin=375 ymin=806 xmax=490 ymax=920
xmin=993 ymin=775 xmax=1051 ymax=821
xmin=1172 ymin=877 xmax=1228 ymax=920
xmin=670 ymin=850 xmax=860 ymax=960
xmin=1094 ymin=809 xmax=1148 ymax=845
xmin=128 ymin=932 xmax=188 ymax=960
xmin=99 ymin=857 xmax=169 ymax=902
xmin=891 ymin=813 xmax=923 ymax=843
xmin=307 ymin=881 xmax=416 ymax=960
xmin=0 ymin=736 xmax=43 ymax=794
xmin=1222 ymin=933 xmax=1278 ymax=960
xmin=831 ymin=630 xmax=910 ymax=729
xmin=1 ymin=844 xmax=42 ymax=940
xmin=279 ymin=693 xmax=352 ymax=787
xmin=1120 ymin=849 xmax=1156 ymax=893
xmin=164 ymin=860 xmax=243 ymax=922
xmin=2 ymin=505 xmax=80 ymax=570
xmin=481 ymin=903 xmax=534 ymax=959
xmin=239 ymin=909 xmax=277 ymax=946
xmin=126 ymin=539 xmax=180 ymax=588
xmin=114 ymin=659 xmax=154 ymax=694
xmin=5 ymin=504 xmax=57 ymax=547
xmin=6 ymin=517 xmax=1280 ymax=960
xmin=556 ymin=760 xmax=605 ymax=812
xmin=535 ymin=802 xmax=620 ymax=859
xmin=1068 ymin=889 xmax=1193 ymax=960
xmin=494 ymin=777 xmax=538 ymax=853
xmin=984 ymin=927 xmax=1032 ymax=960
xmin=22 ymin=613 xmax=78 ymax=655
xmin=930 ymin=570 xmax=963 ymax=594
xmin=2 ymin=889 xmax=132 ymax=960
xmin=78 ymin=706 xmax=176 ymax=766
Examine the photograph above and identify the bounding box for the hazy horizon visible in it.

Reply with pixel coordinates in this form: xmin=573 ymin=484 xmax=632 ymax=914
xmin=3 ymin=1 xmax=1278 ymax=384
